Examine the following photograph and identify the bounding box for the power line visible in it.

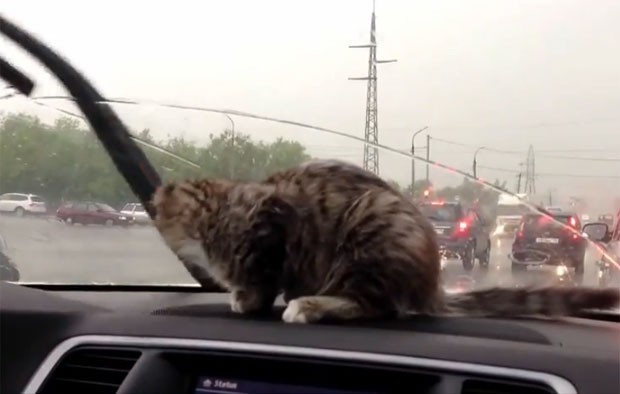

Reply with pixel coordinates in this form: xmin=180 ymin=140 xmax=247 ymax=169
xmin=16 ymin=94 xmax=618 ymax=162
xmin=29 ymin=99 xmax=202 ymax=171
xmin=0 ymin=85 xmax=18 ymax=100
xmin=530 ymin=153 xmax=620 ymax=162
xmin=478 ymin=165 xmax=620 ymax=179
xmin=430 ymin=136 xmax=521 ymax=154
xmin=537 ymin=148 xmax=620 ymax=153
xmin=431 ymin=136 xmax=620 ymax=162
xmin=384 ymin=117 xmax=620 ymax=132
xmin=5 ymin=94 xmax=513 ymax=194
xmin=13 ymin=94 xmax=620 ymax=181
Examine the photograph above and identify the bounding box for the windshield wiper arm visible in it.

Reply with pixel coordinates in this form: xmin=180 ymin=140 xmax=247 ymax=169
xmin=0 ymin=14 xmax=161 ymax=218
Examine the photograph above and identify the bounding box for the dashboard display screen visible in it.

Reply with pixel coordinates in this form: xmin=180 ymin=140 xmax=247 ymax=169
xmin=195 ymin=375 xmax=377 ymax=394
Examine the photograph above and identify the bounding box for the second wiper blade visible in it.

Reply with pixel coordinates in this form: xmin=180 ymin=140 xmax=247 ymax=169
xmin=0 ymin=13 xmax=161 ymax=218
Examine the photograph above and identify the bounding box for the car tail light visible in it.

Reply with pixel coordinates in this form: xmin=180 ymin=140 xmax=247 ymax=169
xmin=454 ymin=220 xmax=469 ymax=236
xmin=569 ymin=216 xmax=577 ymax=227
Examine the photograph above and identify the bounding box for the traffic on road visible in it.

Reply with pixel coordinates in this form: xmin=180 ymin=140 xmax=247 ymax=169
xmin=1 ymin=203 xmax=616 ymax=292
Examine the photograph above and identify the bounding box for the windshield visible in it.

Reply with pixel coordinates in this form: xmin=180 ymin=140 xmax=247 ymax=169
xmin=420 ymin=204 xmax=462 ymax=222
xmin=0 ymin=1 xmax=619 ymax=301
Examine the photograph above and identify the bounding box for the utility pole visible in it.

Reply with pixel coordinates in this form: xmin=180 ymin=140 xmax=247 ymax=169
xmin=524 ymin=145 xmax=536 ymax=194
xmin=425 ymin=135 xmax=431 ymax=182
xmin=548 ymin=190 xmax=553 ymax=206
xmin=473 ymin=146 xmax=485 ymax=178
xmin=410 ymin=126 xmax=428 ymax=190
xmin=349 ymin=0 xmax=396 ymax=175
xmin=516 ymin=173 xmax=522 ymax=193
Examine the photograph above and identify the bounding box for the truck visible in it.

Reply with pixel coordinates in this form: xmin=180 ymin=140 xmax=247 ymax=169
xmin=492 ymin=193 xmax=531 ymax=238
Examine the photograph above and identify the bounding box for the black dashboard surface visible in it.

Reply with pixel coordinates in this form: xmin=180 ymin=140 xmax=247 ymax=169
xmin=1 ymin=282 xmax=619 ymax=394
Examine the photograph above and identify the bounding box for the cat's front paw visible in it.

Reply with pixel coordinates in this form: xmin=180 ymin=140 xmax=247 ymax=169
xmin=282 ymin=296 xmax=364 ymax=324
xmin=230 ymin=289 xmax=272 ymax=314
xmin=282 ymin=298 xmax=323 ymax=323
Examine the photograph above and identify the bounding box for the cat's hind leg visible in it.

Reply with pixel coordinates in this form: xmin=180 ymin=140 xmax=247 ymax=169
xmin=281 ymin=257 xmax=410 ymax=324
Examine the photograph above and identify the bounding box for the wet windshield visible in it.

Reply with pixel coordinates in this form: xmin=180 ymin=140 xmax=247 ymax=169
xmin=0 ymin=1 xmax=619 ymax=300
xmin=420 ymin=204 xmax=462 ymax=222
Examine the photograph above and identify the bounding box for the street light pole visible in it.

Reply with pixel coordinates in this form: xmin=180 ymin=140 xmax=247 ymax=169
xmin=426 ymin=135 xmax=431 ymax=182
xmin=473 ymin=146 xmax=485 ymax=178
xmin=223 ymin=114 xmax=236 ymax=179
xmin=410 ymin=126 xmax=428 ymax=190
xmin=223 ymin=114 xmax=236 ymax=146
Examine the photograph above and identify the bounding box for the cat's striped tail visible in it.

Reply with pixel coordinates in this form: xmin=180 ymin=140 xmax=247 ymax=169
xmin=444 ymin=286 xmax=620 ymax=317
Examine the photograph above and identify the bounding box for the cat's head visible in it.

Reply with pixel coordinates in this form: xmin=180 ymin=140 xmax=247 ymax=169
xmin=151 ymin=179 xmax=231 ymax=253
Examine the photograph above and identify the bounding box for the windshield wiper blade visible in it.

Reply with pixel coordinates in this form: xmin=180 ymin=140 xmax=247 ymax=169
xmin=0 ymin=56 xmax=34 ymax=96
xmin=0 ymin=14 xmax=161 ymax=218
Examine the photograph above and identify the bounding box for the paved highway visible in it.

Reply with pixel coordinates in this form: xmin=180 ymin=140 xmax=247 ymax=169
xmin=0 ymin=215 xmax=194 ymax=284
xmin=0 ymin=214 xmax=606 ymax=288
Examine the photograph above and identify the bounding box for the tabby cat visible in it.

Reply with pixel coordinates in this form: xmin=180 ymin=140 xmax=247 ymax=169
xmin=152 ymin=159 xmax=619 ymax=323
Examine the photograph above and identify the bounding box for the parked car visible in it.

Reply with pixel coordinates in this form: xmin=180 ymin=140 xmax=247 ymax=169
xmin=418 ymin=200 xmax=492 ymax=272
xmin=0 ymin=193 xmax=47 ymax=217
xmin=510 ymin=209 xmax=587 ymax=284
xmin=55 ymin=201 xmax=132 ymax=227
xmin=120 ymin=203 xmax=151 ymax=225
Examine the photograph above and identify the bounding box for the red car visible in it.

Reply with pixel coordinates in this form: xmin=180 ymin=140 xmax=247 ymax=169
xmin=55 ymin=201 xmax=133 ymax=227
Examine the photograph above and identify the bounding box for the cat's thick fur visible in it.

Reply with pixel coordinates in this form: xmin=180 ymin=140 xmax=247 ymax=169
xmin=152 ymin=159 xmax=620 ymax=323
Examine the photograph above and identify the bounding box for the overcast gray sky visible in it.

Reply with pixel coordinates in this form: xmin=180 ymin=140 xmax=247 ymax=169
xmin=2 ymin=0 xmax=619 ymax=210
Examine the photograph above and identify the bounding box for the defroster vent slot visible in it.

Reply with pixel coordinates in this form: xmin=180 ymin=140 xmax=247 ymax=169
xmin=461 ymin=378 xmax=556 ymax=394
xmin=38 ymin=347 xmax=141 ymax=394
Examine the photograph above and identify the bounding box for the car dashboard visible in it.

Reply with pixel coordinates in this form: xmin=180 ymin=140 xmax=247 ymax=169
xmin=1 ymin=282 xmax=619 ymax=394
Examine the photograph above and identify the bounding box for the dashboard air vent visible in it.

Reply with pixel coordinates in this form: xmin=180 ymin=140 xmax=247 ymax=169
xmin=461 ymin=378 xmax=556 ymax=394
xmin=38 ymin=347 xmax=141 ymax=394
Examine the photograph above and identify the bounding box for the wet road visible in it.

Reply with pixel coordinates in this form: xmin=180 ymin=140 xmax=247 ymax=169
xmin=0 ymin=215 xmax=607 ymax=287
xmin=0 ymin=215 xmax=194 ymax=284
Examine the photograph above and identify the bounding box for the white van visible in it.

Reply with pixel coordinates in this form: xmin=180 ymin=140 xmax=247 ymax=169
xmin=492 ymin=193 xmax=530 ymax=238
